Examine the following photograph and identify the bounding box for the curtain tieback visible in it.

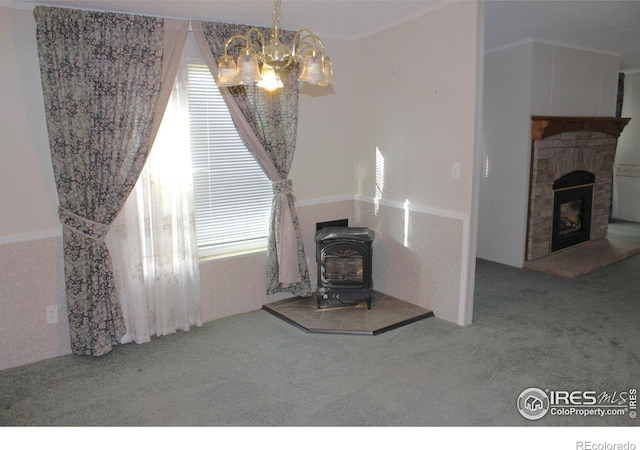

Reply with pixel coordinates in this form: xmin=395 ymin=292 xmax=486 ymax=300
xmin=59 ymin=207 xmax=110 ymax=241
xmin=272 ymin=179 xmax=294 ymax=198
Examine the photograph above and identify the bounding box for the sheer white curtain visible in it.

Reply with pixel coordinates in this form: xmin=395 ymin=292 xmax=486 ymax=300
xmin=108 ymin=72 xmax=202 ymax=344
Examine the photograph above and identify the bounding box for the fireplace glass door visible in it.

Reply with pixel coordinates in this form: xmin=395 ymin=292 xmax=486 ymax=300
xmin=323 ymin=247 xmax=364 ymax=283
xmin=558 ymin=199 xmax=584 ymax=236
xmin=551 ymin=171 xmax=595 ymax=253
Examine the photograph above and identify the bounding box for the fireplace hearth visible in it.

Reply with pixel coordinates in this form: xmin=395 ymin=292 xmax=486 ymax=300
xmin=315 ymin=227 xmax=374 ymax=309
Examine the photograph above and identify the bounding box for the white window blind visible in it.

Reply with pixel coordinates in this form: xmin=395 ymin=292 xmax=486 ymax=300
xmin=187 ymin=64 xmax=273 ymax=256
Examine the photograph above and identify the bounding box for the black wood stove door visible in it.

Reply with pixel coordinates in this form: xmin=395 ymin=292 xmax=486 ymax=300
xmin=315 ymin=227 xmax=374 ymax=309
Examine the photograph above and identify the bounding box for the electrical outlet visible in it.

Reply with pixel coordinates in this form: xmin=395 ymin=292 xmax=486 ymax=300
xmin=452 ymin=162 xmax=461 ymax=179
xmin=46 ymin=305 xmax=58 ymax=324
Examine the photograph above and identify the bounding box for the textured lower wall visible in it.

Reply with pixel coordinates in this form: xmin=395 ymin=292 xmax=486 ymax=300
xmin=0 ymin=198 xmax=467 ymax=370
xmin=0 ymin=201 xmax=355 ymax=370
xmin=354 ymin=199 xmax=465 ymax=324
xmin=0 ymin=237 xmax=70 ymax=370
xmin=198 ymin=200 xmax=355 ymax=323
xmin=198 ymin=250 xmax=270 ymax=323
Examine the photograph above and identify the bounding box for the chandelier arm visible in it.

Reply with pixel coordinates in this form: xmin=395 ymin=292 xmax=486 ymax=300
xmin=297 ymin=35 xmax=324 ymax=58
xmin=245 ymin=27 xmax=267 ymax=57
xmin=223 ymin=28 xmax=267 ymax=57
xmin=291 ymin=29 xmax=325 ymax=61
xmin=282 ymin=58 xmax=295 ymax=70
xmin=223 ymin=33 xmax=250 ymax=56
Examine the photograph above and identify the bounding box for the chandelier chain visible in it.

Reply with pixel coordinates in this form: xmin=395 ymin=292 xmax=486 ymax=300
xmin=272 ymin=0 xmax=281 ymax=26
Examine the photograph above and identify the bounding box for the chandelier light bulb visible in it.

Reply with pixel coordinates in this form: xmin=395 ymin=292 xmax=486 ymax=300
xmin=318 ymin=57 xmax=333 ymax=87
xmin=237 ymin=49 xmax=261 ymax=85
xmin=217 ymin=55 xmax=239 ymax=86
xmin=298 ymin=50 xmax=326 ymax=85
xmin=257 ymin=64 xmax=284 ymax=91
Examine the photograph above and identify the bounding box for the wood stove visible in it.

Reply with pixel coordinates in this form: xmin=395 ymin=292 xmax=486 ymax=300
xmin=315 ymin=227 xmax=374 ymax=309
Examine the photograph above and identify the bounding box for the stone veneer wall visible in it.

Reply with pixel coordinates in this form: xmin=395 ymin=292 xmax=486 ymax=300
xmin=526 ymin=131 xmax=619 ymax=261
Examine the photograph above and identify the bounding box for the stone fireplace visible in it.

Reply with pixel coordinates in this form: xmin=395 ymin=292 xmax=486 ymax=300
xmin=526 ymin=116 xmax=630 ymax=261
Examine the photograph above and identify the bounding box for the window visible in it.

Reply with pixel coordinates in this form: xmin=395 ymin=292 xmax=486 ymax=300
xmin=187 ymin=64 xmax=273 ymax=257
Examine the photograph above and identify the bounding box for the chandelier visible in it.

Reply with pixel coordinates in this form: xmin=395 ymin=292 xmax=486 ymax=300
xmin=217 ymin=0 xmax=333 ymax=91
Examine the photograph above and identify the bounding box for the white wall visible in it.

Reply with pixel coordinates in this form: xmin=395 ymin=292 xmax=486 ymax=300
xmin=478 ymin=41 xmax=620 ymax=268
xmin=0 ymin=7 xmax=59 ymax=240
xmin=478 ymin=42 xmax=533 ymax=267
xmin=353 ymin=1 xmax=482 ymax=325
xmin=0 ymin=7 xmax=70 ymax=370
xmin=613 ymin=72 xmax=640 ymax=221
xmin=291 ymin=36 xmax=355 ymax=202
xmin=530 ymin=43 xmax=618 ymax=117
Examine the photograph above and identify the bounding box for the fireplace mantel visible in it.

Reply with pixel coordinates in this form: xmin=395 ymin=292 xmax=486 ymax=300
xmin=531 ymin=116 xmax=630 ymax=141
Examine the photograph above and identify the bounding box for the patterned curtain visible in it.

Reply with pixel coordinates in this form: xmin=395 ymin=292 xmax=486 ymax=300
xmin=192 ymin=21 xmax=312 ymax=297
xmin=34 ymin=6 xmax=188 ymax=356
xmin=616 ymin=72 xmax=625 ymax=118
xmin=611 ymin=72 xmax=626 ymax=217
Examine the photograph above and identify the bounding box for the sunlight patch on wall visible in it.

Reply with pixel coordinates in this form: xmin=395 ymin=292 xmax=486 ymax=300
xmin=374 ymin=146 xmax=385 ymax=216
xmin=484 ymin=153 xmax=490 ymax=179
xmin=403 ymin=199 xmax=410 ymax=248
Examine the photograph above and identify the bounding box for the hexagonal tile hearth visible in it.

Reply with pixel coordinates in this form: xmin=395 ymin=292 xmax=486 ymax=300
xmin=262 ymin=291 xmax=434 ymax=335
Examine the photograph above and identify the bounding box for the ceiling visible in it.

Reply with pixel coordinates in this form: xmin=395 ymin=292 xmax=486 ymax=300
xmin=3 ymin=0 xmax=640 ymax=71
xmin=485 ymin=0 xmax=640 ymax=72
